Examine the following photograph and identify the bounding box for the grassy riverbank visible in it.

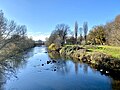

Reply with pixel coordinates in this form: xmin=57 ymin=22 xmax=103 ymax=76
xmin=48 ymin=44 xmax=120 ymax=79
xmin=87 ymin=45 xmax=120 ymax=59
xmin=48 ymin=44 xmax=120 ymax=59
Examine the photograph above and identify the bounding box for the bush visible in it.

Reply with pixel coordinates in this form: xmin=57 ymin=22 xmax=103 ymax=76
xmin=48 ymin=43 xmax=57 ymax=51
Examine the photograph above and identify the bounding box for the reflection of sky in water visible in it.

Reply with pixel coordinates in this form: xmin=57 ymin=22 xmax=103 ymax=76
xmin=1 ymin=46 xmax=117 ymax=90
xmin=33 ymin=46 xmax=46 ymax=54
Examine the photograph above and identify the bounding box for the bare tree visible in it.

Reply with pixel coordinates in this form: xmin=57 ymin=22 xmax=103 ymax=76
xmin=115 ymin=15 xmax=120 ymax=23
xmin=0 ymin=23 xmax=27 ymax=49
xmin=46 ymin=24 xmax=69 ymax=47
xmin=83 ymin=22 xmax=88 ymax=44
xmin=55 ymin=24 xmax=69 ymax=46
xmin=0 ymin=10 xmax=7 ymax=42
xmin=0 ymin=10 xmax=9 ymax=50
xmin=74 ymin=21 xmax=78 ymax=44
xmin=104 ymin=15 xmax=120 ymax=46
xmin=0 ymin=10 xmax=34 ymax=56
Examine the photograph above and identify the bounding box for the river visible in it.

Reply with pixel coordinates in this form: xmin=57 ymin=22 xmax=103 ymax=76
xmin=0 ymin=46 xmax=120 ymax=90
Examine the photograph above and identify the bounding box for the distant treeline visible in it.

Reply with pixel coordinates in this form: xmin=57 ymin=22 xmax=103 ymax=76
xmin=45 ymin=15 xmax=120 ymax=47
xmin=0 ymin=10 xmax=35 ymax=60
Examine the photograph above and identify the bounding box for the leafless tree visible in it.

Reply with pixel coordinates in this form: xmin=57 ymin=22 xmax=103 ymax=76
xmin=46 ymin=24 xmax=69 ymax=47
xmin=0 ymin=10 xmax=34 ymax=59
xmin=55 ymin=24 xmax=69 ymax=46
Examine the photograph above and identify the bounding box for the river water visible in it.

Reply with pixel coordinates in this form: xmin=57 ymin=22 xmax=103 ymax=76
xmin=0 ymin=46 xmax=120 ymax=90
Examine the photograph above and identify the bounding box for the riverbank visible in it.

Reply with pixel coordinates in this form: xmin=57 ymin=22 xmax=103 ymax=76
xmin=86 ymin=45 xmax=120 ymax=59
xmin=2 ymin=46 xmax=119 ymax=90
xmin=48 ymin=44 xmax=120 ymax=79
xmin=0 ymin=42 xmax=35 ymax=61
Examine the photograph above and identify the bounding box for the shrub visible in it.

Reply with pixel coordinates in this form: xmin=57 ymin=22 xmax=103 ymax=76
xmin=48 ymin=43 xmax=57 ymax=51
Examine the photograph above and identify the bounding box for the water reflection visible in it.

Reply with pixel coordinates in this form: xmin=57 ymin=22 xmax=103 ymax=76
xmin=112 ymin=80 xmax=120 ymax=90
xmin=0 ymin=46 xmax=120 ymax=90
xmin=48 ymin=51 xmax=120 ymax=90
xmin=75 ymin=63 xmax=78 ymax=74
xmin=48 ymin=52 xmax=90 ymax=75
xmin=52 ymin=59 xmax=70 ymax=75
xmin=0 ymin=48 xmax=34 ymax=90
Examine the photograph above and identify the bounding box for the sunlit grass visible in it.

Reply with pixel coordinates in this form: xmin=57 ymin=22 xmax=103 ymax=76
xmin=88 ymin=45 xmax=120 ymax=59
xmin=64 ymin=45 xmax=120 ymax=59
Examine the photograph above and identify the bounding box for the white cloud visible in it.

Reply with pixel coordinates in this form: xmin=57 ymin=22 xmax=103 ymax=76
xmin=27 ymin=32 xmax=50 ymax=41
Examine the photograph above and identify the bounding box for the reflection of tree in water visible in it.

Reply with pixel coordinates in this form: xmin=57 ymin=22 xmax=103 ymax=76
xmin=0 ymin=73 xmax=5 ymax=90
xmin=83 ymin=64 xmax=88 ymax=74
xmin=50 ymin=58 xmax=71 ymax=75
xmin=48 ymin=51 xmax=120 ymax=89
xmin=74 ymin=61 xmax=89 ymax=74
xmin=75 ymin=62 xmax=78 ymax=74
xmin=48 ymin=52 xmax=71 ymax=75
xmin=112 ymin=79 xmax=120 ymax=90
xmin=73 ymin=60 xmax=88 ymax=75
xmin=49 ymin=53 xmax=89 ymax=75
xmin=0 ymin=48 xmax=34 ymax=90
xmin=48 ymin=51 xmax=60 ymax=60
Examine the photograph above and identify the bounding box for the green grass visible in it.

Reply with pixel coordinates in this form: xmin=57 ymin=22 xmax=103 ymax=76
xmin=64 ymin=45 xmax=120 ymax=59
xmin=88 ymin=45 xmax=120 ymax=59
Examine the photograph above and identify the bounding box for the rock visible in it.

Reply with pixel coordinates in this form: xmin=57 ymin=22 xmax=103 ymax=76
xmin=54 ymin=69 xmax=56 ymax=71
xmin=52 ymin=60 xmax=57 ymax=63
xmin=82 ymin=56 xmax=87 ymax=62
xmin=100 ymin=69 xmax=103 ymax=72
xmin=42 ymin=64 xmax=44 ymax=66
xmin=47 ymin=61 xmax=51 ymax=64
xmin=106 ymin=71 xmax=109 ymax=74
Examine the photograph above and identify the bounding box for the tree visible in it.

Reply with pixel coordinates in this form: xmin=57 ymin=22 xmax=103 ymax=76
xmin=105 ymin=15 xmax=120 ymax=46
xmin=83 ymin=22 xmax=88 ymax=44
xmin=55 ymin=24 xmax=69 ymax=46
xmin=46 ymin=24 xmax=69 ymax=47
xmin=87 ymin=25 xmax=106 ymax=45
xmin=0 ymin=10 xmax=34 ymax=57
xmin=0 ymin=10 xmax=7 ymax=49
xmin=115 ymin=15 xmax=120 ymax=23
xmin=105 ymin=22 xmax=120 ymax=46
xmin=74 ymin=21 xmax=78 ymax=44
xmin=79 ymin=27 xmax=83 ymax=45
xmin=66 ymin=30 xmax=75 ymax=44
xmin=66 ymin=36 xmax=75 ymax=45
xmin=0 ymin=11 xmax=15 ymax=50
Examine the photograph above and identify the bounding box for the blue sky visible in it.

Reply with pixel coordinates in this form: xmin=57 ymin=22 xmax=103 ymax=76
xmin=0 ymin=0 xmax=120 ymax=40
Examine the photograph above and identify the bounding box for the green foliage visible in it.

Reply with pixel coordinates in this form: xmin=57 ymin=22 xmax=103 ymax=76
xmin=88 ymin=25 xmax=106 ymax=45
xmin=48 ymin=43 xmax=58 ymax=51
